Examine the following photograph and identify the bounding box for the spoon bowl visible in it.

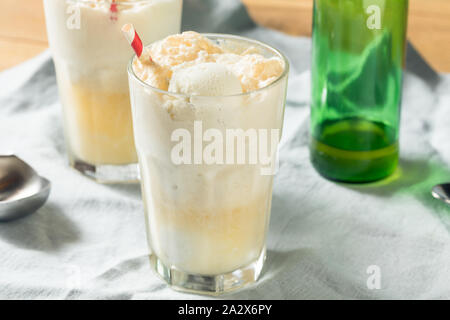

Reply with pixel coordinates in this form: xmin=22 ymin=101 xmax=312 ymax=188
xmin=431 ymin=184 xmax=450 ymax=205
xmin=0 ymin=155 xmax=51 ymax=222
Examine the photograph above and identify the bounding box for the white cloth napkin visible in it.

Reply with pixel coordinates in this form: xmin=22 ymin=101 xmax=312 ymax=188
xmin=0 ymin=0 xmax=449 ymax=299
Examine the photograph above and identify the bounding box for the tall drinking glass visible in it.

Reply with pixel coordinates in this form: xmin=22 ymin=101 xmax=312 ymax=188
xmin=128 ymin=34 xmax=289 ymax=294
xmin=310 ymin=0 xmax=409 ymax=183
xmin=43 ymin=0 xmax=183 ymax=183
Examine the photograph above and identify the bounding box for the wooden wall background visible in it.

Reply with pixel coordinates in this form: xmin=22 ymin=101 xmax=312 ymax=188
xmin=0 ymin=0 xmax=449 ymax=72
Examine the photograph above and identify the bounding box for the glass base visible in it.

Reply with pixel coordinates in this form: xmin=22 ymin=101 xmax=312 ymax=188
xmin=70 ymin=157 xmax=139 ymax=184
xmin=149 ymin=248 xmax=266 ymax=296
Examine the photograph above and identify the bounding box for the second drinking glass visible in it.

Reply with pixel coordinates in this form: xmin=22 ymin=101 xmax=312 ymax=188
xmin=44 ymin=0 xmax=183 ymax=182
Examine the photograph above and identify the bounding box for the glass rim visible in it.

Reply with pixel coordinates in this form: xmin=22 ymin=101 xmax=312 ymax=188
xmin=69 ymin=0 xmax=157 ymax=3
xmin=127 ymin=33 xmax=290 ymax=99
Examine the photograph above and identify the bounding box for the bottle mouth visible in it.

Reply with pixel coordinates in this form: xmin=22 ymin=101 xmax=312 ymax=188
xmin=127 ymin=33 xmax=290 ymax=99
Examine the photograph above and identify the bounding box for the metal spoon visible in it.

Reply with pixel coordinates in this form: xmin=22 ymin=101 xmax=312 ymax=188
xmin=431 ymin=184 xmax=450 ymax=205
xmin=0 ymin=155 xmax=51 ymax=222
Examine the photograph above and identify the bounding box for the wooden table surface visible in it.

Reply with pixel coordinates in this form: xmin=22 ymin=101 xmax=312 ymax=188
xmin=0 ymin=0 xmax=449 ymax=72
xmin=0 ymin=0 xmax=48 ymax=71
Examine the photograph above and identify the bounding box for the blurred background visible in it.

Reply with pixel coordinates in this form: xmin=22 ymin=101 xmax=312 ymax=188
xmin=0 ymin=0 xmax=449 ymax=72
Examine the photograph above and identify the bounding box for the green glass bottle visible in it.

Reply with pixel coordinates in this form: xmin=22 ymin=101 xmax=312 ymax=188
xmin=310 ymin=0 xmax=409 ymax=183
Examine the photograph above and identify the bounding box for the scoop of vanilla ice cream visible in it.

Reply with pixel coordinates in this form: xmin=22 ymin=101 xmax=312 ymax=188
xmin=132 ymin=31 xmax=284 ymax=93
xmin=168 ymin=63 xmax=243 ymax=96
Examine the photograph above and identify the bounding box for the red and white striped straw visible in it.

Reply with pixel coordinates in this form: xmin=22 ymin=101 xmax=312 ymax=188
xmin=121 ymin=23 xmax=152 ymax=62
xmin=109 ymin=0 xmax=118 ymax=21
xmin=110 ymin=0 xmax=118 ymax=12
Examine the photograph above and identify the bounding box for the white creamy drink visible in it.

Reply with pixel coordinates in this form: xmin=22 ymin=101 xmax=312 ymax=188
xmin=128 ymin=32 xmax=288 ymax=293
xmin=43 ymin=0 xmax=182 ymax=181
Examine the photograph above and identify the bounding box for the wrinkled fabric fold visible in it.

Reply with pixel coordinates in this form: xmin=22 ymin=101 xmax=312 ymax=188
xmin=0 ymin=0 xmax=449 ymax=299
